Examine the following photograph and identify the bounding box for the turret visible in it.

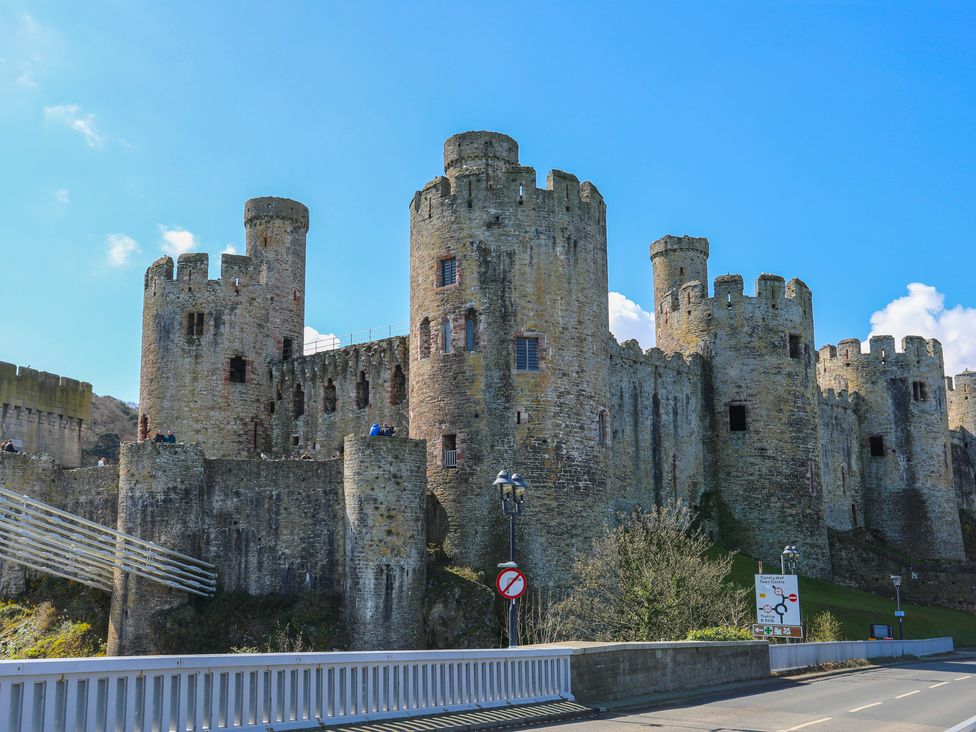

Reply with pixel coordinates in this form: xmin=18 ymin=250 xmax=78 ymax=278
xmin=650 ymin=235 xmax=709 ymax=353
xmin=819 ymin=336 xmax=965 ymax=559
xmin=409 ymin=131 xmax=611 ymax=584
xmin=948 ymin=371 xmax=976 ymax=434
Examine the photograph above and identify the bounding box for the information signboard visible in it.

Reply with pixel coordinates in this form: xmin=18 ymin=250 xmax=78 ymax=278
xmin=755 ymin=574 xmax=801 ymax=626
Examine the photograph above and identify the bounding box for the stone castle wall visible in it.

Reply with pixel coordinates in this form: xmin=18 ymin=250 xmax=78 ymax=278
xmin=818 ymin=336 xmax=964 ymax=560
xmin=271 ymin=336 xmax=408 ymax=458
xmin=607 ymin=341 xmax=705 ymax=512
xmin=0 ymin=362 xmax=92 ymax=467
xmin=818 ymin=389 xmax=864 ymax=532
xmin=137 ymin=198 xmax=307 ymax=459
xmin=650 ymin=239 xmax=832 ymax=576
xmin=408 ymin=131 xmax=612 ymax=585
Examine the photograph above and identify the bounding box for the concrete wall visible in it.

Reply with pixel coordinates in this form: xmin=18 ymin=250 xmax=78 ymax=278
xmin=562 ymin=640 xmax=770 ymax=703
xmin=272 ymin=337 xmax=408 ymax=458
xmin=0 ymin=362 xmax=92 ymax=467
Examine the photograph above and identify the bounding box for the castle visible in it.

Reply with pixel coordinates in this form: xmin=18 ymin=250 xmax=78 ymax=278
xmin=2 ymin=131 xmax=975 ymax=653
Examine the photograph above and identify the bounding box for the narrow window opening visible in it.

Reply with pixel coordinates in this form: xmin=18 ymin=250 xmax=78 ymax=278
xmin=728 ymin=404 xmax=747 ymax=432
xmin=229 ymin=356 xmax=247 ymax=384
xmin=726 ymin=293 xmax=732 ymax=307
xmin=186 ymin=313 xmax=195 ymax=337
xmin=323 ymin=378 xmax=337 ymax=413
xmin=518 ymin=183 xmax=524 ymax=205
xmin=467 ymin=180 xmax=473 ymax=208
xmin=598 ymin=411 xmax=608 ymax=447
xmin=881 ymin=349 xmax=887 ymax=363
xmin=390 ymin=365 xmax=406 ymax=405
xmin=292 ymin=436 xmax=300 ymax=447
xmin=465 ymin=311 xmax=477 ymax=352
xmin=679 ymin=267 xmax=684 ymax=276
xmin=851 ymin=503 xmax=859 ymax=527
xmin=293 ymin=384 xmax=305 ymax=417
xmin=912 ymin=381 xmax=928 ymax=401
xmin=139 ymin=415 xmax=149 ymax=441
xmin=428 ymin=199 xmax=432 ymax=219
xmin=516 ymin=411 xmax=521 ymax=425
xmin=282 ymin=337 xmax=293 ymax=360
xmin=789 ymin=334 xmax=801 ymax=359
xmin=268 ymin=401 xmax=275 ymax=415
xmin=293 ymin=289 xmax=299 ymax=302
xmin=443 ymin=434 xmax=457 ymax=468
xmin=355 ymin=371 xmax=369 ymax=409
xmin=841 ymin=465 xmax=847 ymax=494
xmin=442 ymin=317 xmax=452 ymax=353
xmin=262 ymin=234 xmax=268 ymax=247
xmin=439 ymin=258 xmax=457 ymax=287
xmin=869 ymin=435 xmax=885 ymax=457
xmin=419 ymin=318 xmax=431 ymax=359
xmin=515 ymin=337 xmax=539 ymax=371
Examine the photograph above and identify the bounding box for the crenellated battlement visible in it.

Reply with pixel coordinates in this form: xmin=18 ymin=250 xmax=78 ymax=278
xmin=662 ymin=272 xmax=811 ymax=313
xmin=142 ymin=253 xmax=264 ymax=293
xmin=819 ymin=386 xmax=853 ymax=408
xmin=0 ymin=361 xmax=92 ymax=420
xmin=818 ymin=335 xmax=944 ymax=369
xmin=275 ymin=336 xmax=408 ymax=384
xmin=244 ymin=196 xmax=309 ymax=230
xmin=608 ymin=338 xmax=703 ymax=375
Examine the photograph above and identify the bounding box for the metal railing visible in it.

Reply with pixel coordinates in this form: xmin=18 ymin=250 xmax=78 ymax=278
xmin=443 ymin=449 xmax=457 ymax=468
xmin=0 ymin=647 xmax=574 ymax=731
xmin=769 ymin=637 xmax=953 ymax=672
xmin=0 ymin=485 xmax=216 ymax=597
xmin=304 ymin=323 xmax=409 ymax=356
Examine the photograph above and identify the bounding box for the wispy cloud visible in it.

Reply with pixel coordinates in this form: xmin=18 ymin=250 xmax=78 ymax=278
xmin=44 ymin=104 xmax=103 ymax=148
xmin=106 ymin=234 xmax=139 ymax=267
xmin=15 ymin=70 xmax=36 ymax=88
xmin=53 ymin=188 xmax=69 ymax=204
xmin=159 ymin=226 xmax=198 ymax=256
xmin=869 ymin=283 xmax=976 ymax=376
xmin=609 ymin=291 xmax=656 ymax=350
xmin=223 ymin=244 xmax=238 ymax=255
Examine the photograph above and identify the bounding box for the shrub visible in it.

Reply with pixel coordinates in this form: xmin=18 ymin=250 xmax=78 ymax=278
xmin=686 ymin=626 xmax=754 ymax=642
xmin=809 ymin=610 xmax=843 ymax=642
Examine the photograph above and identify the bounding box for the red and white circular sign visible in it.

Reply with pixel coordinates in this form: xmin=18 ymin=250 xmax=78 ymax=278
xmin=495 ymin=568 xmax=527 ymax=599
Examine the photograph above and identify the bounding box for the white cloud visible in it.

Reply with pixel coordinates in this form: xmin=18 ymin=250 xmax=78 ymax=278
xmin=43 ymin=104 xmax=103 ymax=148
xmin=158 ymin=226 xmax=198 ymax=256
xmin=106 ymin=234 xmax=139 ymax=267
xmin=223 ymin=244 xmax=238 ymax=255
xmin=609 ymin=291 xmax=656 ymax=350
xmin=53 ymin=188 xmax=69 ymax=204
xmin=304 ymin=326 xmax=341 ymax=355
xmin=15 ymin=70 xmax=36 ymax=88
xmin=868 ymin=283 xmax=976 ymax=376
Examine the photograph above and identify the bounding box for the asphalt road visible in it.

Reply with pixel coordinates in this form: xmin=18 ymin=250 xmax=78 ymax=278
xmin=530 ymin=652 xmax=976 ymax=732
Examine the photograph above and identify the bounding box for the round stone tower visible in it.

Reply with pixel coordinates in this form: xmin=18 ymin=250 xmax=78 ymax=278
xmin=650 ymin=241 xmax=831 ymax=577
xmin=949 ymin=370 xmax=976 ymax=434
xmin=819 ymin=336 xmax=965 ymax=559
xmin=138 ymin=197 xmax=308 ymax=458
xmin=408 ymin=131 xmax=611 ymax=584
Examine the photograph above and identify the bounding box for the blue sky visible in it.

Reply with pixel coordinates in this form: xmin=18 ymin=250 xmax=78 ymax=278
xmin=1 ymin=1 xmax=974 ymax=403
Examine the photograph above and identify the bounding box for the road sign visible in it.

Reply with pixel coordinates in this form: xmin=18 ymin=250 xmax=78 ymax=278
xmin=755 ymin=574 xmax=801 ymax=626
xmin=894 ymin=610 xmax=905 ymax=617
xmin=751 ymin=624 xmax=803 ymax=639
xmin=495 ymin=568 xmax=526 ymax=599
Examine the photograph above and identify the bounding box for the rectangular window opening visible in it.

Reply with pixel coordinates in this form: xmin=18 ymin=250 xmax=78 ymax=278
xmin=515 ymin=337 xmax=539 ymax=371
xmin=869 ymin=435 xmax=885 ymax=457
xmin=728 ymin=404 xmax=747 ymax=432
xmin=438 ymin=258 xmax=457 ymax=287
xmin=912 ymin=381 xmax=928 ymax=401
xmin=789 ymin=334 xmax=801 ymax=359
xmin=282 ymin=337 xmax=293 ymax=361
xmin=443 ymin=434 xmax=457 ymax=468
xmin=229 ymin=356 xmax=247 ymax=384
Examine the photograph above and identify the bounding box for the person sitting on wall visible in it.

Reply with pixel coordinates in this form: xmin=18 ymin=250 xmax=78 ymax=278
xmin=1 ymin=440 xmax=18 ymax=453
xmin=166 ymin=431 xmax=176 ymax=443
xmin=369 ymin=423 xmax=381 ymax=437
xmin=97 ymin=457 xmax=109 ymax=467
xmin=153 ymin=432 xmax=166 ymax=443
xmin=380 ymin=423 xmax=396 ymax=437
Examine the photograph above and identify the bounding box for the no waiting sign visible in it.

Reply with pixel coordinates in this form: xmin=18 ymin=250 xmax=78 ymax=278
xmin=496 ymin=568 xmax=527 ymax=599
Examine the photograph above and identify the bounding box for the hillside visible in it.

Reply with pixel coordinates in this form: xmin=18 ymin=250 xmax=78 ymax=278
xmin=80 ymin=394 xmax=138 ymax=466
xmin=724 ymin=550 xmax=976 ymax=646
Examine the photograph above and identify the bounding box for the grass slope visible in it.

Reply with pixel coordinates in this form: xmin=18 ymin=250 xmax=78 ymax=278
xmin=724 ymin=551 xmax=976 ymax=645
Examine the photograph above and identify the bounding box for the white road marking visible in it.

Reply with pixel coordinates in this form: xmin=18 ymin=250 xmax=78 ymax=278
xmin=955 ymin=675 xmax=971 ymax=681
xmin=779 ymin=718 xmax=833 ymax=732
xmin=894 ymin=690 xmax=921 ymax=699
xmin=929 ymin=681 xmax=949 ymax=688
xmin=848 ymin=702 xmax=882 ymax=712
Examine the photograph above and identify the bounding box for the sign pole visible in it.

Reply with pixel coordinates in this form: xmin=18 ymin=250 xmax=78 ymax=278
xmin=509 ymin=512 xmax=518 ymax=648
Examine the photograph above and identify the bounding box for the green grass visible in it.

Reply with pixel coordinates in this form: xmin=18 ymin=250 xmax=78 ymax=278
xmin=722 ymin=550 xmax=976 ymax=645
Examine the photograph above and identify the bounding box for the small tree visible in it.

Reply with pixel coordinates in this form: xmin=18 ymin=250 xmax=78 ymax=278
xmin=559 ymin=505 xmax=749 ymax=642
xmin=808 ymin=610 xmax=843 ymax=642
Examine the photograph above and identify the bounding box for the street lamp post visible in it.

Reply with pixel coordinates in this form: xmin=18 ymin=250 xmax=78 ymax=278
xmin=891 ymin=575 xmax=904 ymax=640
xmin=493 ymin=470 xmax=527 ymax=648
xmin=781 ymin=545 xmax=800 ymax=575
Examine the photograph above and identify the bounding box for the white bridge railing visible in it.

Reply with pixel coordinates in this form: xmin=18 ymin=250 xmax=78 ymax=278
xmin=769 ymin=637 xmax=953 ymax=672
xmin=0 ymin=647 xmax=574 ymax=732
